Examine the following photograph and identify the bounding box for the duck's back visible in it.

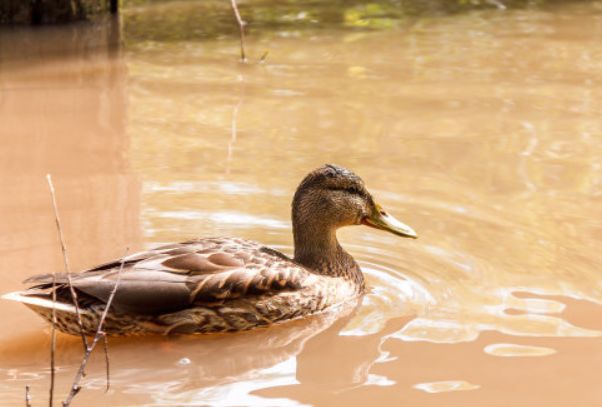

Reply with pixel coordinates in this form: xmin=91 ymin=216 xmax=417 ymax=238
xmin=5 ymin=238 xmax=358 ymax=335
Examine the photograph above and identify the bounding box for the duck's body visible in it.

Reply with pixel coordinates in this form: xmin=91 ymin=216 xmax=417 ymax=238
xmin=10 ymin=237 xmax=361 ymax=335
xmin=3 ymin=165 xmax=416 ymax=336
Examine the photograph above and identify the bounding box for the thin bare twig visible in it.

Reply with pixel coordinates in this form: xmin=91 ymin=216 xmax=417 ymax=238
xmin=46 ymin=175 xmax=89 ymax=353
xmin=259 ymin=50 xmax=269 ymax=64
xmin=229 ymin=0 xmax=247 ymax=63
xmin=102 ymin=335 xmax=110 ymax=392
xmin=49 ymin=228 xmax=57 ymax=407
xmin=26 ymin=385 xmax=32 ymax=407
xmin=62 ymin=248 xmax=129 ymax=407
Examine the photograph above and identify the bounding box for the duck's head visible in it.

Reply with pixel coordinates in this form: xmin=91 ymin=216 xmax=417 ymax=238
xmin=292 ymin=164 xmax=417 ymax=240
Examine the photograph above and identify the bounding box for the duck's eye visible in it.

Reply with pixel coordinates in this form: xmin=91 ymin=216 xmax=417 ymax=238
xmin=346 ymin=186 xmax=362 ymax=196
xmin=328 ymin=185 xmax=363 ymax=196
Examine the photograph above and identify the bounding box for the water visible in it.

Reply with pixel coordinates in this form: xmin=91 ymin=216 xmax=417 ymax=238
xmin=2 ymin=1 xmax=602 ymax=405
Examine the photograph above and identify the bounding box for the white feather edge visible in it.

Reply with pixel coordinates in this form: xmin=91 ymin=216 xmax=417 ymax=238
xmin=1 ymin=291 xmax=81 ymax=314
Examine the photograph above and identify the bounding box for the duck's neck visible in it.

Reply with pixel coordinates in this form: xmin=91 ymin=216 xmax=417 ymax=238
xmin=292 ymin=219 xmax=363 ymax=285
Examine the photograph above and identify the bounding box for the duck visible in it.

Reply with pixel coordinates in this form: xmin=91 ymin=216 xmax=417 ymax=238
xmin=2 ymin=164 xmax=417 ymax=336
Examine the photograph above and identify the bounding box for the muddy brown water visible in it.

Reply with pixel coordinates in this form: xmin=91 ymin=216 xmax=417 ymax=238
xmin=1 ymin=1 xmax=602 ymax=406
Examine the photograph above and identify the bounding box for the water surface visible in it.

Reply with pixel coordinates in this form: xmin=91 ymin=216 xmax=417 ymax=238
xmin=1 ymin=1 xmax=602 ymax=405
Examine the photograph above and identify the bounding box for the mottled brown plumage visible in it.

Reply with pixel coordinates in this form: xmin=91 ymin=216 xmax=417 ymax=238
xmin=3 ymin=165 xmax=417 ymax=335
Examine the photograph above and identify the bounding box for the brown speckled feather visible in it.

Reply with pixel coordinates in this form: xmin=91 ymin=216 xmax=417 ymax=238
xmin=18 ymin=237 xmax=357 ymax=335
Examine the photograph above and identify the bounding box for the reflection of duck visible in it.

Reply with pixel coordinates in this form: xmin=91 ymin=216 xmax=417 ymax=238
xmin=3 ymin=165 xmax=416 ymax=335
xmin=0 ymin=303 xmax=358 ymax=405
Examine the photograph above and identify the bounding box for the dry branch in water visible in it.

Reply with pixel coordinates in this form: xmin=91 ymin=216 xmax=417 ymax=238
xmin=62 ymin=248 xmax=129 ymax=407
xmin=102 ymin=335 xmax=110 ymax=392
xmin=47 ymin=173 xmax=88 ymax=406
xmin=46 ymin=175 xmax=59 ymax=407
xmin=25 ymin=385 xmax=32 ymax=407
xmin=229 ymin=0 xmax=247 ymax=62
xmin=46 ymin=175 xmax=89 ymax=352
xmin=49 ymin=260 xmax=57 ymax=407
xmin=45 ymin=176 xmax=127 ymax=405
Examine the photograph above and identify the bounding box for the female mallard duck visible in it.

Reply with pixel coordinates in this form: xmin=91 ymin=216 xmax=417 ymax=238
xmin=3 ymin=164 xmax=416 ymax=335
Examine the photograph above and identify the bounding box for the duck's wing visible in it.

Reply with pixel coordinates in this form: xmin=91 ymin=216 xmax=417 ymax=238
xmin=22 ymin=238 xmax=309 ymax=315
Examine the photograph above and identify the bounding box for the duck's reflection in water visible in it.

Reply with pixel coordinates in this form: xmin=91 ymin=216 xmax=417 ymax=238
xmin=1 ymin=298 xmax=412 ymax=405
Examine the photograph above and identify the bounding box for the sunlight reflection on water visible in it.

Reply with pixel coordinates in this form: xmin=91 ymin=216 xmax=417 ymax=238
xmin=150 ymin=358 xmax=303 ymax=407
xmin=483 ymin=343 xmax=557 ymax=357
xmin=413 ymin=380 xmax=480 ymax=394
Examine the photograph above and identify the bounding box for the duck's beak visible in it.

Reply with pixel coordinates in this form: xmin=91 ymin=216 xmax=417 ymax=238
xmin=362 ymin=203 xmax=418 ymax=239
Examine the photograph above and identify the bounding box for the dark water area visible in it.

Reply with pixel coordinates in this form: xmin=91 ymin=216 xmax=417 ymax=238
xmin=1 ymin=1 xmax=602 ymax=405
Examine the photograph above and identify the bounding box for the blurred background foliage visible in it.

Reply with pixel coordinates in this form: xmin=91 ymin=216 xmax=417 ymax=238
xmin=121 ymin=0 xmax=589 ymax=43
xmin=0 ymin=0 xmax=593 ymax=27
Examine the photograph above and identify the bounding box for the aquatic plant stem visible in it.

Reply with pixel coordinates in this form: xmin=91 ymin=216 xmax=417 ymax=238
xmin=103 ymin=335 xmax=110 ymax=392
xmin=46 ymin=175 xmax=89 ymax=353
xmin=50 ymin=254 xmax=57 ymax=407
xmin=26 ymin=385 xmax=32 ymax=407
xmin=62 ymin=248 xmax=128 ymax=407
xmin=46 ymin=175 xmax=59 ymax=407
xmin=48 ymin=278 xmax=56 ymax=407
xmin=229 ymin=0 xmax=247 ymax=62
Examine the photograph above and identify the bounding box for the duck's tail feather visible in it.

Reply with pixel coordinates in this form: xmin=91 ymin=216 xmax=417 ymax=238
xmin=1 ymin=290 xmax=80 ymax=314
